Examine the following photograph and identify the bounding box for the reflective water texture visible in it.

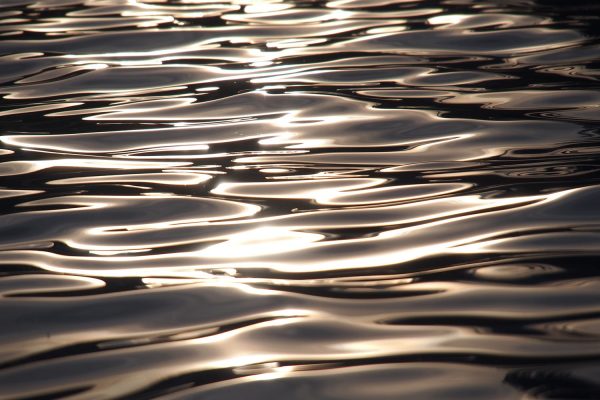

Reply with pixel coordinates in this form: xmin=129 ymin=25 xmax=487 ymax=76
xmin=1 ymin=0 xmax=600 ymax=399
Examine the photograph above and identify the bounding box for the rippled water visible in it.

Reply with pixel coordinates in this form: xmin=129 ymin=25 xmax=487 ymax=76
xmin=1 ymin=0 xmax=600 ymax=399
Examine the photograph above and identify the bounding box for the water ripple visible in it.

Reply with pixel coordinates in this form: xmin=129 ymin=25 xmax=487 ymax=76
xmin=0 ymin=0 xmax=599 ymax=399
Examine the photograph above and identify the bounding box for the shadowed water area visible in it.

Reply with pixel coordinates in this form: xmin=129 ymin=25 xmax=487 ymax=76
xmin=0 ymin=0 xmax=600 ymax=399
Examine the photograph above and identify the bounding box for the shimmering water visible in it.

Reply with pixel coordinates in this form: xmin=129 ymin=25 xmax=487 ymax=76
xmin=1 ymin=0 xmax=600 ymax=399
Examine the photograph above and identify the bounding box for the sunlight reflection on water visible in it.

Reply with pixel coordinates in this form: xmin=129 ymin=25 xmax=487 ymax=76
xmin=0 ymin=0 xmax=599 ymax=398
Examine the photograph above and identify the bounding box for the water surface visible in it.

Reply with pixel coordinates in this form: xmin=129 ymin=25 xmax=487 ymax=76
xmin=1 ymin=0 xmax=600 ymax=399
